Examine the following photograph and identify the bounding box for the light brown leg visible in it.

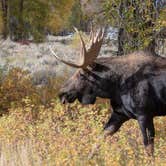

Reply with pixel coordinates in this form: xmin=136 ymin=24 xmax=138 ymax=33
xmin=145 ymin=143 xmax=154 ymax=157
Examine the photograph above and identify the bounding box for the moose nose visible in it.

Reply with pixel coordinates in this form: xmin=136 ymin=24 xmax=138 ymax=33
xmin=59 ymin=93 xmax=66 ymax=104
xmin=61 ymin=96 xmax=66 ymax=104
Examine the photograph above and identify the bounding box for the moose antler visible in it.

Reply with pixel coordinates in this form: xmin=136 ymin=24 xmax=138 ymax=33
xmin=49 ymin=27 xmax=105 ymax=69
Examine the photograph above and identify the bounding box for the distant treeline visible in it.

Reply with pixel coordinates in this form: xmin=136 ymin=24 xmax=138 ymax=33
xmin=0 ymin=0 xmax=88 ymax=42
xmin=0 ymin=0 xmax=165 ymax=54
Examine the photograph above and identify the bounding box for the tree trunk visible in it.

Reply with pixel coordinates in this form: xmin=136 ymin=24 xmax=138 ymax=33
xmin=1 ymin=0 xmax=8 ymax=39
xmin=144 ymin=2 xmax=158 ymax=56
xmin=145 ymin=39 xmax=157 ymax=56
xmin=18 ymin=0 xmax=24 ymax=40
xmin=117 ymin=2 xmax=124 ymax=56
xmin=117 ymin=28 xmax=124 ymax=56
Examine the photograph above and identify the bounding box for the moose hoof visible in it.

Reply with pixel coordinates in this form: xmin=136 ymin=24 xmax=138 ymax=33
xmin=145 ymin=144 xmax=154 ymax=157
xmin=104 ymin=129 xmax=114 ymax=137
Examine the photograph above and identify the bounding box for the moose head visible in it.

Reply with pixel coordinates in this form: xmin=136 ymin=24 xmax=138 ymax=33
xmin=49 ymin=27 xmax=106 ymax=105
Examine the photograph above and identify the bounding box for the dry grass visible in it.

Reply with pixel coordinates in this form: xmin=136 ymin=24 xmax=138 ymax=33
xmin=0 ymin=99 xmax=165 ymax=166
xmin=0 ymin=67 xmax=165 ymax=166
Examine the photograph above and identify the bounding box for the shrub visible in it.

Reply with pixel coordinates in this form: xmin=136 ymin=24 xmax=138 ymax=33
xmin=0 ymin=68 xmax=34 ymax=113
xmin=0 ymin=67 xmax=65 ymax=114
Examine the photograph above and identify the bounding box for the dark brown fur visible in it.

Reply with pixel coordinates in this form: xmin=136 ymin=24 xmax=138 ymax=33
xmin=59 ymin=51 xmax=166 ymax=156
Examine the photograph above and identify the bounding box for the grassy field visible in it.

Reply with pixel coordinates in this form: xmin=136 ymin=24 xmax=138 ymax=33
xmin=0 ymin=99 xmax=165 ymax=166
xmin=0 ymin=68 xmax=165 ymax=166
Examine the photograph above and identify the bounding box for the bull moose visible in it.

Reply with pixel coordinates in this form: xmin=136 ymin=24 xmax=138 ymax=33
xmin=50 ymin=28 xmax=166 ymax=156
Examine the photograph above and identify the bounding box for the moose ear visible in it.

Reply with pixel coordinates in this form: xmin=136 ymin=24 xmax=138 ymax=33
xmin=78 ymin=94 xmax=96 ymax=105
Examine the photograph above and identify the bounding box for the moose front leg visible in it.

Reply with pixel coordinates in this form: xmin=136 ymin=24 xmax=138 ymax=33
xmin=138 ymin=116 xmax=155 ymax=156
xmin=104 ymin=111 xmax=129 ymax=139
xmin=88 ymin=110 xmax=129 ymax=159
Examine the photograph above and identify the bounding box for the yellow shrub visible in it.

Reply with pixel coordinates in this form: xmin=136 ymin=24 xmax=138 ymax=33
xmin=0 ymin=68 xmax=65 ymax=114
xmin=0 ymin=68 xmax=35 ymax=112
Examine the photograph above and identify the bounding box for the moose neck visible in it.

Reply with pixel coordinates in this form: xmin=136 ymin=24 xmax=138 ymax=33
xmin=85 ymin=62 xmax=121 ymax=99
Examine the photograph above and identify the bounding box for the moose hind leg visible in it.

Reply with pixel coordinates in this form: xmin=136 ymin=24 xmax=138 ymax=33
xmin=138 ymin=116 xmax=155 ymax=156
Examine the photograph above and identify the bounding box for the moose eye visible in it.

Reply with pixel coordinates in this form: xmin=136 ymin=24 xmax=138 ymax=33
xmin=80 ymin=74 xmax=86 ymax=80
xmin=59 ymin=93 xmax=65 ymax=99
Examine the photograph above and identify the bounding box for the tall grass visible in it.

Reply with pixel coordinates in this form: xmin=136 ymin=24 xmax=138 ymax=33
xmin=0 ymin=68 xmax=165 ymax=166
xmin=0 ymin=100 xmax=165 ymax=166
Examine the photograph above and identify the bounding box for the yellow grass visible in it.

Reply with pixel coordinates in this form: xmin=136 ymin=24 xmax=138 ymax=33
xmin=0 ymin=99 xmax=165 ymax=166
xmin=0 ymin=68 xmax=165 ymax=166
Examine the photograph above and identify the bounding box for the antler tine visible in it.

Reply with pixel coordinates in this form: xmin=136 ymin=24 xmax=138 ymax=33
xmin=93 ymin=29 xmax=98 ymax=43
xmin=101 ymin=27 xmax=105 ymax=39
xmin=99 ymin=28 xmax=103 ymax=40
xmin=89 ymin=25 xmax=93 ymax=41
xmin=73 ymin=27 xmax=86 ymax=64
xmin=97 ymin=28 xmax=104 ymax=42
xmin=89 ymin=26 xmax=95 ymax=46
xmin=73 ymin=27 xmax=86 ymax=54
xmin=50 ymin=26 xmax=105 ymax=69
xmin=49 ymin=45 xmax=83 ymax=68
xmin=95 ymin=29 xmax=101 ymax=42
